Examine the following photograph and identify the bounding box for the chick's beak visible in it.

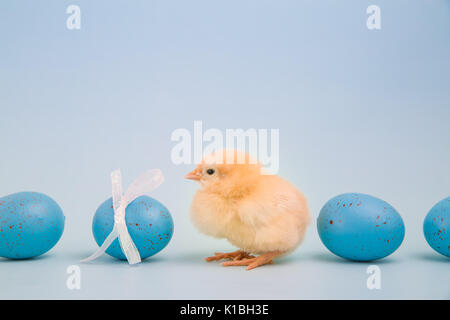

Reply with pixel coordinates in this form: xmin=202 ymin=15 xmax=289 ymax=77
xmin=185 ymin=169 xmax=201 ymax=181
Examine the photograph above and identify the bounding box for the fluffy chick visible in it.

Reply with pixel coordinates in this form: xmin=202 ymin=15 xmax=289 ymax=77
xmin=185 ymin=150 xmax=310 ymax=270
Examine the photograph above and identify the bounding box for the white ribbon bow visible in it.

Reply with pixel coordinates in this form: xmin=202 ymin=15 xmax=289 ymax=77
xmin=81 ymin=169 xmax=164 ymax=265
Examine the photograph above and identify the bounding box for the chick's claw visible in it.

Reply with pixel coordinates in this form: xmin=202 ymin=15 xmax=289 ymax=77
xmin=234 ymin=252 xmax=256 ymax=261
xmin=222 ymin=251 xmax=281 ymax=270
xmin=205 ymin=250 xmax=254 ymax=262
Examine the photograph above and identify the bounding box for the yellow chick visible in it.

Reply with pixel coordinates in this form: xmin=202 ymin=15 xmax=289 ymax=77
xmin=185 ymin=150 xmax=310 ymax=270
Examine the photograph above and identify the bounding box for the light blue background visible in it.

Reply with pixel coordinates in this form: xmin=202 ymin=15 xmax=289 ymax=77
xmin=0 ymin=0 xmax=449 ymax=299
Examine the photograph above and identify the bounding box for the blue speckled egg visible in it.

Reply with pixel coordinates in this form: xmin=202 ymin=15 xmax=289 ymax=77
xmin=423 ymin=197 xmax=450 ymax=258
xmin=92 ymin=195 xmax=174 ymax=260
xmin=317 ymin=193 xmax=405 ymax=261
xmin=0 ymin=192 xmax=65 ymax=259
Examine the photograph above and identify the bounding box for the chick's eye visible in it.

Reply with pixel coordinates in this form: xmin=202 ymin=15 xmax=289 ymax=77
xmin=206 ymin=168 xmax=215 ymax=175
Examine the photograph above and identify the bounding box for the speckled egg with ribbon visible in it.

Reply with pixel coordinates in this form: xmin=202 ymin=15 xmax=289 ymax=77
xmin=423 ymin=197 xmax=449 ymax=258
xmin=92 ymin=195 xmax=174 ymax=260
xmin=0 ymin=192 xmax=65 ymax=259
xmin=317 ymin=193 xmax=405 ymax=261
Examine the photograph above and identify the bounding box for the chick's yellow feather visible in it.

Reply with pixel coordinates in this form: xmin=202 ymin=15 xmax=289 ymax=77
xmin=188 ymin=150 xmax=310 ymax=255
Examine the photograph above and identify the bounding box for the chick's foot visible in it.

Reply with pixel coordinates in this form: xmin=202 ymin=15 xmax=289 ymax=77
xmin=205 ymin=250 xmax=255 ymax=262
xmin=221 ymin=251 xmax=282 ymax=270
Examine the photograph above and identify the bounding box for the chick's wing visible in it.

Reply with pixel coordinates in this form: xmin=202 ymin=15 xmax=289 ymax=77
xmin=237 ymin=175 xmax=309 ymax=229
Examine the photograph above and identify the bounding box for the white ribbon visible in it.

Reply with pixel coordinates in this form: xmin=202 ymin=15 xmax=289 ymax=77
xmin=81 ymin=169 xmax=164 ymax=265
